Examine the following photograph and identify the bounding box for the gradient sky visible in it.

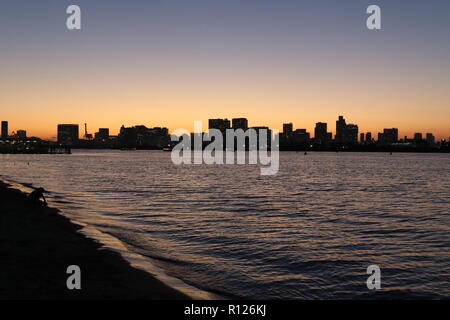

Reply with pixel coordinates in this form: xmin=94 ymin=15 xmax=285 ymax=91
xmin=1 ymin=0 xmax=449 ymax=140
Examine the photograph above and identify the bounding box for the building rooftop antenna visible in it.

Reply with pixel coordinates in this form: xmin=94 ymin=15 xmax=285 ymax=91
xmin=84 ymin=123 xmax=93 ymax=140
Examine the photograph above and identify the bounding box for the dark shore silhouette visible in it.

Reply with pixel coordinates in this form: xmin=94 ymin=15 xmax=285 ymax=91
xmin=0 ymin=180 xmax=188 ymax=300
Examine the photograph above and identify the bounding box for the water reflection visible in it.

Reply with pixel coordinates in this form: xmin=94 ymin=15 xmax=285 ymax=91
xmin=1 ymin=150 xmax=449 ymax=299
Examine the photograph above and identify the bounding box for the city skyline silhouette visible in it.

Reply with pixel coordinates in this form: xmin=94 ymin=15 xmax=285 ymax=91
xmin=1 ymin=1 xmax=450 ymax=140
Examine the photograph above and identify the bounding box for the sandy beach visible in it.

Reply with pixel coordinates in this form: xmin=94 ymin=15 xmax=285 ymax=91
xmin=0 ymin=180 xmax=189 ymax=300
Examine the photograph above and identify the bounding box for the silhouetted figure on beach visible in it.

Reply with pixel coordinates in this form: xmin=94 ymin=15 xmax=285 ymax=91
xmin=28 ymin=187 xmax=48 ymax=206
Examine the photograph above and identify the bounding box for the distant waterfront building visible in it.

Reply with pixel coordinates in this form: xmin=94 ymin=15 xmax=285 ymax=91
xmin=426 ymin=133 xmax=435 ymax=145
xmin=292 ymin=128 xmax=310 ymax=145
xmin=345 ymin=124 xmax=359 ymax=144
xmin=386 ymin=128 xmax=398 ymax=143
xmin=414 ymin=132 xmax=423 ymax=141
xmin=57 ymin=124 xmax=79 ymax=145
xmin=16 ymin=130 xmax=27 ymax=139
xmin=283 ymin=123 xmax=293 ymax=136
xmin=366 ymin=132 xmax=372 ymax=143
xmin=232 ymin=118 xmax=248 ymax=131
xmin=118 ymin=125 xmax=170 ymax=149
xmin=118 ymin=125 xmax=137 ymax=148
xmin=360 ymin=133 xmax=365 ymax=144
xmin=378 ymin=128 xmax=398 ymax=145
xmin=335 ymin=116 xmax=346 ymax=144
xmin=95 ymin=128 xmax=110 ymax=142
xmin=377 ymin=132 xmax=383 ymax=143
xmin=1 ymin=121 xmax=8 ymax=138
xmin=314 ymin=122 xmax=331 ymax=145
xmin=280 ymin=123 xmax=294 ymax=148
xmin=335 ymin=116 xmax=358 ymax=145
xmin=209 ymin=118 xmax=231 ymax=132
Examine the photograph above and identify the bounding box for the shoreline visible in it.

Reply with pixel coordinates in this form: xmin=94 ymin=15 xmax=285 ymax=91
xmin=0 ymin=179 xmax=190 ymax=300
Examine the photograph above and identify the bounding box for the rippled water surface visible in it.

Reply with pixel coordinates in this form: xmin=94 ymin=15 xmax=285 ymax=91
xmin=1 ymin=150 xmax=449 ymax=299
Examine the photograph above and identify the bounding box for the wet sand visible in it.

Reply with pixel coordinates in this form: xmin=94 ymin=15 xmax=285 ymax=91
xmin=0 ymin=180 xmax=189 ymax=300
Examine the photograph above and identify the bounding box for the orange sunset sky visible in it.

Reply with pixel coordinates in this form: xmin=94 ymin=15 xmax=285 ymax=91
xmin=1 ymin=1 xmax=449 ymax=140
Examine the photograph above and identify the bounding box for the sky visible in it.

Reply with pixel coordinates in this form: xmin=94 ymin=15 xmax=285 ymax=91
xmin=0 ymin=0 xmax=449 ymax=140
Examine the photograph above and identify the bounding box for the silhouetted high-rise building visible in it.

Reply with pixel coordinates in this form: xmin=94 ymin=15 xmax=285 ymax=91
xmin=57 ymin=124 xmax=79 ymax=145
xmin=345 ymin=124 xmax=359 ymax=144
xmin=360 ymin=133 xmax=365 ymax=144
xmin=95 ymin=128 xmax=110 ymax=141
xmin=336 ymin=116 xmax=358 ymax=145
xmin=314 ymin=122 xmax=326 ymax=137
xmin=314 ymin=122 xmax=330 ymax=145
xmin=280 ymin=123 xmax=294 ymax=147
xmin=292 ymin=129 xmax=310 ymax=145
xmin=232 ymin=118 xmax=248 ymax=131
xmin=366 ymin=132 xmax=372 ymax=143
xmin=379 ymin=128 xmax=398 ymax=145
xmin=16 ymin=130 xmax=27 ymax=139
xmin=209 ymin=118 xmax=231 ymax=132
xmin=426 ymin=133 xmax=435 ymax=145
xmin=283 ymin=123 xmax=293 ymax=136
xmin=377 ymin=132 xmax=383 ymax=143
xmin=414 ymin=132 xmax=423 ymax=141
xmin=335 ymin=116 xmax=346 ymax=144
xmin=1 ymin=121 xmax=8 ymax=138
xmin=387 ymin=128 xmax=398 ymax=143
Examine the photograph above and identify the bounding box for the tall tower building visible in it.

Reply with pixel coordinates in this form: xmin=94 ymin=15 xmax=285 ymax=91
xmin=283 ymin=123 xmax=293 ymax=136
xmin=335 ymin=116 xmax=346 ymax=143
xmin=314 ymin=122 xmax=329 ymax=145
xmin=1 ymin=121 xmax=8 ymax=138
xmin=335 ymin=116 xmax=358 ymax=145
